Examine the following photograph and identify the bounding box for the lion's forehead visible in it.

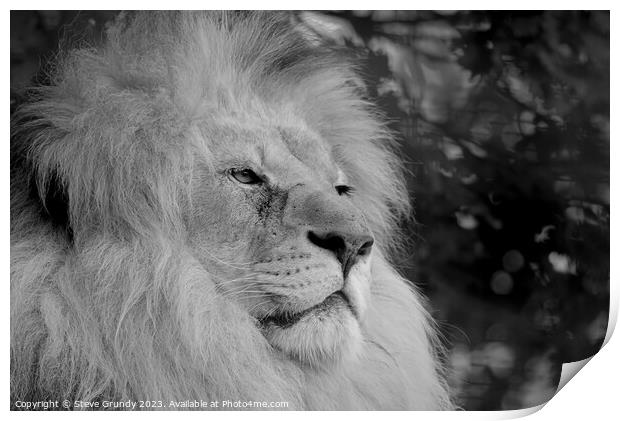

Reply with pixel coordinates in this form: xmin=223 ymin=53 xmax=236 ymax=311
xmin=203 ymin=120 xmax=341 ymax=186
xmin=274 ymin=126 xmax=339 ymax=180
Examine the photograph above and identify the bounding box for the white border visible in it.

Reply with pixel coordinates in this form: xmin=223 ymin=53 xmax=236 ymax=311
xmin=3 ymin=4 xmax=617 ymax=419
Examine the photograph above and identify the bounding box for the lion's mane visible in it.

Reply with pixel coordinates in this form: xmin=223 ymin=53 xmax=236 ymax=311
xmin=10 ymin=12 xmax=452 ymax=410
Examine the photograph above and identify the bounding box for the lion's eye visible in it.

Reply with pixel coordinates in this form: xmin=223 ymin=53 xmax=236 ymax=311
xmin=228 ymin=168 xmax=263 ymax=185
xmin=335 ymin=185 xmax=354 ymax=196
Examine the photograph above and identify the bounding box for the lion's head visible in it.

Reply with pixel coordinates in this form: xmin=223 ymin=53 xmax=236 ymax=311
xmin=11 ymin=12 xmax=452 ymax=410
xmin=188 ymin=119 xmax=377 ymax=366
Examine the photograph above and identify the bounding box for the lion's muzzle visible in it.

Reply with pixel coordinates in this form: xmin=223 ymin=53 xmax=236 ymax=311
xmin=283 ymin=186 xmax=374 ymax=280
xmin=307 ymin=230 xmax=373 ymax=279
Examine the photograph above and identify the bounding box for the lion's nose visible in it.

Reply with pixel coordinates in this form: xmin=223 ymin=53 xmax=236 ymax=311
xmin=307 ymin=230 xmax=374 ymax=279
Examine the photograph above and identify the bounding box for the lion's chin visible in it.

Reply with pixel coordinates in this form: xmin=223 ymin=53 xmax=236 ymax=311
xmin=259 ymin=292 xmax=362 ymax=368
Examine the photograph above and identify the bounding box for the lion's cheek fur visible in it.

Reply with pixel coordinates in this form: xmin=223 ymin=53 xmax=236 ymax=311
xmin=343 ymin=256 xmax=372 ymax=319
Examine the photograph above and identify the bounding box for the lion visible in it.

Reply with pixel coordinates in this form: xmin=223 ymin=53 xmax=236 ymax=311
xmin=10 ymin=11 xmax=452 ymax=410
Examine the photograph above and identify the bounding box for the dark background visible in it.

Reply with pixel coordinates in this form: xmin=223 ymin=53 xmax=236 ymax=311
xmin=10 ymin=11 xmax=610 ymax=410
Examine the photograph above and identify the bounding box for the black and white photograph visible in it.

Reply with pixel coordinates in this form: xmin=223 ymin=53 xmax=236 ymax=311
xmin=9 ymin=9 xmax=611 ymax=411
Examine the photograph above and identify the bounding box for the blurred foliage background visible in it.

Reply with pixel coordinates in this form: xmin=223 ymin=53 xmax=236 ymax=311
xmin=10 ymin=10 xmax=610 ymax=411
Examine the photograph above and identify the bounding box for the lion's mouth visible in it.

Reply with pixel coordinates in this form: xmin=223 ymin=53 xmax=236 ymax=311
xmin=258 ymin=291 xmax=351 ymax=329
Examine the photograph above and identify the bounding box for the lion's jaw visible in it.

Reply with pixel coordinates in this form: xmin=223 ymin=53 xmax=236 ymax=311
xmin=186 ymin=120 xmax=374 ymax=368
xmin=255 ymin=252 xmax=372 ymax=368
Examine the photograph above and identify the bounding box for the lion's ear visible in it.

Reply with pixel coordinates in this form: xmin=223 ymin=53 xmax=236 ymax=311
xmin=296 ymin=12 xmax=365 ymax=48
xmin=11 ymin=99 xmax=73 ymax=243
xmin=29 ymin=169 xmax=72 ymax=241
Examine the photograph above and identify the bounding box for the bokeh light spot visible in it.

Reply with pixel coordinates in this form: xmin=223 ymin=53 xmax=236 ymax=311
xmin=502 ymin=250 xmax=524 ymax=272
xmin=491 ymin=271 xmax=513 ymax=295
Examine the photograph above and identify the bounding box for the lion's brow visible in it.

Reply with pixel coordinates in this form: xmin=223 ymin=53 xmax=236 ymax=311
xmin=276 ymin=127 xmax=338 ymax=181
